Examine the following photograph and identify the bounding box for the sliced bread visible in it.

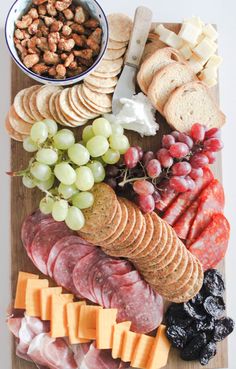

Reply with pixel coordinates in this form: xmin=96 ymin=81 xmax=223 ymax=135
xmin=141 ymin=40 xmax=166 ymax=64
xmin=137 ymin=47 xmax=184 ymax=94
xmin=163 ymin=81 xmax=226 ymax=132
xmin=147 ymin=62 xmax=198 ymax=114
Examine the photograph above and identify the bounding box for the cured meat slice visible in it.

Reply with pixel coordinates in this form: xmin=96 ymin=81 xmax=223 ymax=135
xmin=189 ymin=213 xmax=230 ymax=270
xmin=53 ymin=243 xmax=96 ymax=295
xmin=110 ymin=281 xmax=163 ymax=333
xmin=162 ymin=167 xmax=214 ymax=225
xmin=83 ymin=342 xmax=121 ymax=369
xmin=156 ymin=181 xmax=178 ymax=212
xmin=30 ymin=222 xmax=74 ymax=275
xmin=173 ymin=200 xmax=199 ymax=240
xmin=187 ymin=179 xmax=225 ymax=244
xmin=42 ymin=336 xmax=77 ymax=369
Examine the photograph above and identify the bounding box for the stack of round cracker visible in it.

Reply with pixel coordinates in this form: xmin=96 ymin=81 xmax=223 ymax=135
xmin=78 ymin=183 xmax=204 ymax=303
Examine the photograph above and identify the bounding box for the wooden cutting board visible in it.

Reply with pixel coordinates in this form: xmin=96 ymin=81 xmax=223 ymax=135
xmin=10 ymin=23 xmax=228 ymax=369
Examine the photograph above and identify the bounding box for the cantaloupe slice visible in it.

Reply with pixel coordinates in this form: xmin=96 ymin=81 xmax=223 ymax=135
xmin=25 ymin=279 xmax=49 ymax=317
xmin=78 ymin=305 xmax=102 ymax=340
xmin=50 ymin=294 xmax=73 ymax=338
xmin=96 ymin=308 xmax=117 ymax=349
xmin=131 ymin=334 xmax=155 ymax=369
xmin=112 ymin=321 xmax=131 ymax=359
xmin=40 ymin=287 xmax=62 ymax=321
xmin=66 ymin=301 xmax=91 ymax=344
xmin=14 ymin=271 xmax=39 ymax=309
xmin=121 ymin=331 xmax=140 ymax=362
xmin=146 ymin=325 xmax=171 ymax=369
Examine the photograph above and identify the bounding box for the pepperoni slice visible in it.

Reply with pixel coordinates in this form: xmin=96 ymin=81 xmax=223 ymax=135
xmin=173 ymin=200 xmax=199 ymax=241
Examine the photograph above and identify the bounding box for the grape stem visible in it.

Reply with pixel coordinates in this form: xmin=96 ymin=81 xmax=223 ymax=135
xmin=6 ymin=169 xmax=28 ymax=177
xmin=118 ymin=176 xmax=149 ymax=187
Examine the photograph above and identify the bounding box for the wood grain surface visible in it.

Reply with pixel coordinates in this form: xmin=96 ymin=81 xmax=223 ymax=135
xmin=10 ymin=23 xmax=227 ymax=369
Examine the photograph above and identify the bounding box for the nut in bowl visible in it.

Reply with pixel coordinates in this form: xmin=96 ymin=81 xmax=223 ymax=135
xmin=5 ymin=0 xmax=108 ymax=85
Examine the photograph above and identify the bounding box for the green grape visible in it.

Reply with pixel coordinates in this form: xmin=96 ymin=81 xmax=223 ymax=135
xmin=87 ymin=161 xmax=105 ymax=183
xmin=75 ymin=166 xmax=94 ymax=191
xmin=109 ymin=134 xmax=130 ymax=154
xmin=65 ymin=206 xmax=85 ymax=231
xmin=52 ymin=199 xmax=68 ymax=221
xmin=92 ymin=118 xmax=112 ymax=138
xmin=111 ymin=124 xmax=124 ymax=136
xmin=30 ymin=162 xmax=52 ymax=181
xmin=36 ymin=148 xmax=58 ymax=165
xmin=82 ymin=125 xmax=95 ymax=144
xmin=58 ymin=183 xmax=78 ymax=199
xmin=39 ymin=196 xmax=54 ymax=214
xmin=53 ymin=129 xmax=75 ymax=150
xmin=23 ymin=137 xmax=38 ymax=153
xmin=86 ymin=136 xmax=109 ymax=157
xmin=22 ymin=175 xmax=36 ymax=189
xmin=72 ymin=192 xmax=94 ymax=209
xmin=43 ymin=119 xmax=58 ymax=137
xmin=102 ymin=149 xmax=120 ymax=164
xmin=54 ymin=162 xmax=76 ymax=185
xmin=68 ymin=143 xmax=90 ymax=166
xmin=30 ymin=121 xmax=48 ymax=144
xmin=37 ymin=175 xmax=55 ymax=191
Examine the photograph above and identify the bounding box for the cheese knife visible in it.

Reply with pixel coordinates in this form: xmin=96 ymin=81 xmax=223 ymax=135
xmin=112 ymin=6 xmax=153 ymax=115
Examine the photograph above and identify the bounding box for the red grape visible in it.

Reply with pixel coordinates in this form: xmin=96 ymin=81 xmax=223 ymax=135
xmin=185 ymin=176 xmax=196 ymax=191
xmin=134 ymin=145 xmax=143 ymax=160
xmin=106 ymin=165 xmax=119 ymax=177
xmin=162 ymin=134 xmax=175 ymax=149
xmin=171 ymin=131 xmax=180 ymax=140
xmin=169 ymin=176 xmax=189 ymax=192
xmin=146 ymin=159 xmax=162 ymax=178
xmin=169 ymin=142 xmax=190 ymax=159
xmin=204 ymin=150 xmax=217 ymax=164
xmin=153 ymin=190 xmax=161 ymax=204
xmin=133 ymin=180 xmax=154 ymax=196
xmin=124 ymin=147 xmax=139 ymax=169
xmin=203 ymin=138 xmax=223 ymax=152
xmin=190 ymin=123 xmax=205 ymax=142
xmin=190 ymin=153 xmax=209 ymax=168
xmin=105 ymin=177 xmax=117 ymax=189
xmin=189 ymin=167 xmax=204 ymax=179
xmin=142 ymin=151 xmax=154 ymax=167
xmin=172 ymin=161 xmax=192 ymax=176
xmin=156 ymin=148 xmax=173 ymax=168
xmin=178 ymin=133 xmax=194 ymax=149
xmin=205 ymin=127 xmax=220 ymax=139
xmin=138 ymin=195 xmax=155 ymax=213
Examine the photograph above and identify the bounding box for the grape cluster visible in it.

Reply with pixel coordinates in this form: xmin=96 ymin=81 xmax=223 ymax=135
xmin=105 ymin=123 xmax=223 ymax=213
xmin=12 ymin=118 xmax=129 ymax=230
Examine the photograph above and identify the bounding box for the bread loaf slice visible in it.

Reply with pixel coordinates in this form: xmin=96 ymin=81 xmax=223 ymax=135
xmin=147 ymin=62 xmax=198 ymax=113
xmin=137 ymin=47 xmax=184 ymax=94
xmin=163 ymin=81 xmax=226 ymax=132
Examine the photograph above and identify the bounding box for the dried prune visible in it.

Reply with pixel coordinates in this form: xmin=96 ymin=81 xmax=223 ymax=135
xmin=165 ymin=304 xmax=192 ymax=328
xmin=180 ymin=332 xmax=207 ymax=361
xmin=166 ymin=325 xmax=187 ymax=349
xmin=195 ymin=317 xmax=215 ymax=333
xmin=213 ymin=317 xmax=235 ymax=342
xmin=183 ymin=301 xmax=206 ymax=320
xmin=203 ymin=296 xmax=225 ymax=319
xmin=185 ymin=325 xmax=199 ymax=343
xmin=190 ymin=291 xmax=204 ymax=305
xmin=199 ymin=341 xmax=217 ymax=365
xmin=204 ymin=269 xmax=225 ymax=297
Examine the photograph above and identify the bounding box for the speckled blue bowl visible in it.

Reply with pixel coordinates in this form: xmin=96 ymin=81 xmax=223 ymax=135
xmin=5 ymin=0 xmax=109 ymax=85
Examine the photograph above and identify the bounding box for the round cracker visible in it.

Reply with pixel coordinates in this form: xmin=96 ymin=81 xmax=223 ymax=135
xmin=36 ymin=85 xmax=62 ymax=119
xmin=104 ymin=47 xmax=126 ymax=61
xmin=69 ymin=86 xmax=98 ymax=119
xmin=14 ymin=88 xmax=35 ymax=124
xmin=122 ymin=215 xmax=147 ymax=257
xmin=82 ymin=85 xmax=112 ymax=108
xmin=54 ymin=92 xmax=72 ymax=126
xmin=59 ymin=88 xmax=87 ymax=123
xmin=84 ymin=82 xmax=115 ymax=94
xmin=23 ymin=85 xmax=41 ymax=121
xmin=5 ymin=115 xmax=27 ymax=141
xmin=107 ymin=13 xmax=132 ymax=42
xmin=8 ymin=105 xmax=32 ymax=135
xmin=92 ymin=68 xmax=122 ymax=78
xmin=95 ymin=58 xmax=123 ymax=74
xmin=29 ymin=89 xmax=44 ymax=121
xmin=128 ymin=213 xmax=154 ymax=259
xmin=108 ymin=39 xmax=128 ymax=49
xmin=79 ymin=85 xmax=111 ymax=113
xmin=49 ymin=91 xmax=63 ymax=124
xmin=85 ymin=75 xmax=118 ymax=88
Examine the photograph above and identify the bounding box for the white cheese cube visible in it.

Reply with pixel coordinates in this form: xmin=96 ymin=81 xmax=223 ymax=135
xmin=188 ymin=55 xmax=203 ymax=74
xmin=159 ymin=31 xmax=183 ymax=49
xmin=179 ymin=44 xmax=192 ymax=59
xmin=193 ymin=37 xmax=217 ymax=60
xmin=184 ymin=16 xmax=204 ymax=30
xmin=201 ymin=78 xmax=217 ymax=88
xmin=203 ymin=24 xmax=218 ymax=41
xmin=206 ymin=54 xmax=223 ymax=69
xmin=154 ymin=24 xmax=171 ymax=37
xmin=178 ymin=22 xmax=202 ymax=45
xmin=199 ymin=67 xmax=218 ymax=81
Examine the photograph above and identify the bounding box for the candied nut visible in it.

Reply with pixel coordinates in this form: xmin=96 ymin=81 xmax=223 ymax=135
xmin=27 ymin=36 xmax=37 ymax=49
xmin=62 ymin=25 xmax=72 ymax=36
xmin=89 ymin=28 xmax=102 ymax=44
xmin=63 ymin=8 xmax=74 ymax=20
xmin=74 ymin=6 xmax=89 ymax=24
xmin=46 ymin=3 xmax=57 ymax=16
xmin=67 ymin=66 xmax=84 ymax=77
xmin=55 ymin=0 xmax=72 ymax=12
xmin=21 ymin=39 xmax=28 ymax=47
xmin=32 ymin=63 xmax=49 ymax=75
xmin=70 ymin=23 xmax=85 ymax=34
xmin=72 ymin=33 xmax=86 ymax=47
xmin=86 ymin=38 xmax=100 ymax=55
xmin=56 ymin=63 xmax=66 ymax=78
xmin=15 ymin=29 xmax=25 ymax=40
xmin=43 ymin=16 xmax=54 ymax=27
xmin=64 ymin=52 xmax=74 ymax=67
xmin=15 ymin=15 xmax=33 ymax=29
xmin=73 ymin=49 xmax=93 ymax=60
xmin=61 ymin=53 xmax=68 ymax=61
xmin=43 ymin=50 xmax=60 ymax=65
xmin=23 ymin=54 xmax=40 ymax=68
xmin=28 ymin=19 xmax=40 ymax=35
xmin=33 ymin=0 xmax=47 ymax=4
xmin=38 ymin=4 xmax=47 ymax=15
xmin=48 ymin=31 xmax=60 ymax=52
xmin=77 ymin=57 xmax=93 ymax=67
xmin=68 ymin=60 xmax=77 ymax=70
xmin=28 ymin=8 xmax=39 ymax=19
xmin=15 ymin=43 xmax=27 ymax=57
xmin=39 ymin=24 xmax=49 ymax=37
xmin=36 ymin=37 xmax=49 ymax=51
xmin=48 ymin=66 xmax=57 ymax=76
xmin=84 ymin=18 xmax=100 ymax=29
xmin=58 ymin=38 xmax=75 ymax=52
xmin=50 ymin=20 xmax=63 ymax=32
xmin=36 ymin=30 xmax=43 ymax=37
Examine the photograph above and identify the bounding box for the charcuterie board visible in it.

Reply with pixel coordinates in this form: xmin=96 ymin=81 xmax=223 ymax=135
xmin=10 ymin=22 xmax=228 ymax=369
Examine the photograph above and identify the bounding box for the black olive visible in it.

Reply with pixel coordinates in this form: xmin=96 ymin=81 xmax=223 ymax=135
xmin=183 ymin=301 xmax=206 ymax=321
xmin=203 ymin=296 xmax=225 ymax=319
xmin=166 ymin=325 xmax=188 ymax=349
xmin=203 ymin=269 xmax=225 ymax=297
xmin=180 ymin=332 xmax=207 ymax=361
xmin=199 ymin=341 xmax=217 ymax=365
xmin=213 ymin=317 xmax=235 ymax=342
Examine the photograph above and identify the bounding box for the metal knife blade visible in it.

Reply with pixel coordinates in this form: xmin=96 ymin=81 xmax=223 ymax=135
xmin=112 ymin=65 xmax=137 ymax=115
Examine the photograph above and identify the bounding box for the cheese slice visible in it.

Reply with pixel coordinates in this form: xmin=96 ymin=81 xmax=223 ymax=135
xmin=206 ymin=54 xmax=223 ymax=69
xmin=14 ymin=271 xmax=39 ymax=309
xmin=199 ymin=67 xmax=217 ymax=81
xmin=193 ymin=37 xmax=217 ymax=60
xmin=203 ymin=24 xmax=218 ymax=41
xmin=131 ymin=334 xmax=155 ymax=369
xmin=121 ymin=331 xmax=140 ymax=362
xmin=112 ymin=321 xmax=132 ymax=359
xmin=51 ymin=294 xmax=73 ymax=338
xmin=179 ymin=44 xmax=192 ymax=60
xmin=159 ymin=31 xmax=183 ymax=49
xmin=146 ymin=325 xmax=171 ymax=369
xmin=178 ymin=22 xmax=202 ymax=45
xmin=78 ymin=305 xmax=102 ymax=340
xmin=25 ymin=279 xmax=49 ymax=317
xmin=154 ymin=24 xmax=171 ymax=37
xmin=66 ymin=301 xmax=90 ymax=344
xmin=40 ymin=287 xmax=62 ymax=320
xmin=96 ymin=308 xmax=117 ymax=349
xmin=184 ymin=16 xmax=204 ymax=30
xmin=188 ymin=55 xmax=203 ymax=74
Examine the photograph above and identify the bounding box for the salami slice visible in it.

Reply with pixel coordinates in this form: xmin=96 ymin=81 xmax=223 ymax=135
xmin=188 ymin=179 xmax=225 ymax=244
xmin=156 ymin=183 xmax=178 ymax=212
xmin=173 ymin=200 xmax=199 ymax=241
xmin=83 ymin=342 xmax=121 ymax=369
xmin=189 ymin=213 xmax=230 ymax=270
xmin=162 ymin=167 xmax=214 ymax=226
xmin=30 ymin=222 xmax=74 ymax=275
xmin=53 ymin=243 xmax=96 ymax=295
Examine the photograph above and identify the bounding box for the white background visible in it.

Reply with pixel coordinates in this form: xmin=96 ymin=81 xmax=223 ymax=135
xmin=0 ymin=0 xmax=236 ymax=368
